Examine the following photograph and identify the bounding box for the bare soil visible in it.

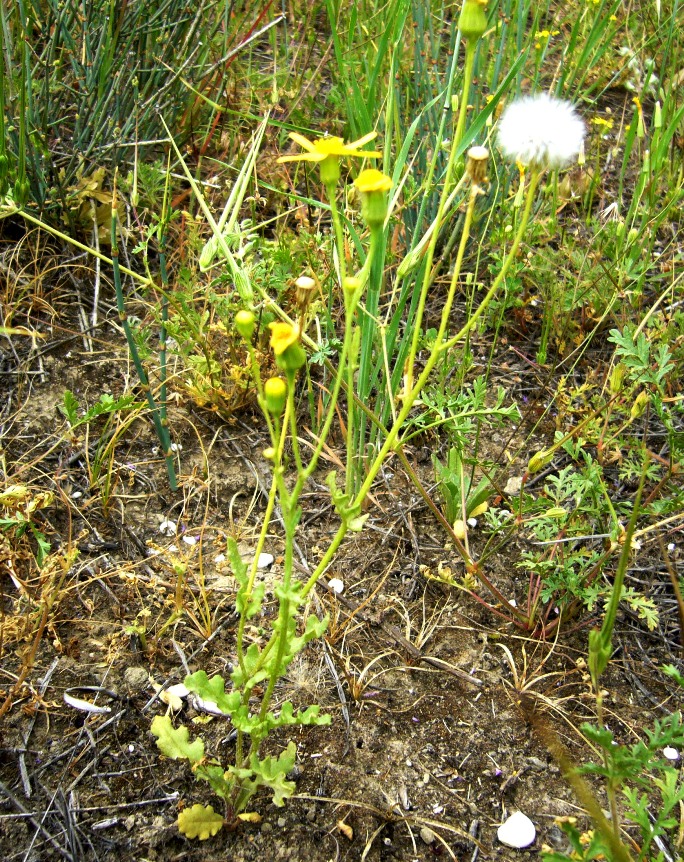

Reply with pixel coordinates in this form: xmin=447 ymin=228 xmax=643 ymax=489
xmin=1 ymin=241 xmax=683 ymax=862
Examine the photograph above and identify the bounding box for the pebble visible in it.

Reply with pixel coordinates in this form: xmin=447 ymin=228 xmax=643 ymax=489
xmin=663 ymin=746 xmax=679 ymax=760
xmin=497 ymin=811 xmax=536 ymax=849
xmin=420 ymin=826 xmax=435 ymax=845
xmin=504 ymin=476 xmax=523 ymax=495
xmin=123 ymin=666 xmax=149 ymax=690
xmin=257 ymin=552 xmax=274 ymax=569
xmin=328 ymin=577 xmax=344 ymax=594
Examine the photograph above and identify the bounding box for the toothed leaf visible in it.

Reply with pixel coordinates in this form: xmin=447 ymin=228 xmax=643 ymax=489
xmin=177 ymin=803 xmax=223 ymax=839
xmin=151 ymin=715 xmax=204 ymax=763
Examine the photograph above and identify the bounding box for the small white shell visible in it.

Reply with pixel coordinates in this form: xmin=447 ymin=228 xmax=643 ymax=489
xmin=497 ymin=811 xmax=536 ymax=849
xmin=159 ymin=519 xmax=176 ymax=536
xmin=328 ymin=578 xmax=344 ymax=594
xmin=663 ymin=746 xmax=679 ymax=760
xmin=257 ymin=553 xmax=274 ymax=569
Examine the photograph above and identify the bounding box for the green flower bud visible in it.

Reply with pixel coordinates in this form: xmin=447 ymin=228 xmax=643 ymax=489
xmin=609 ymin=363 xmax=626 ymax=394
xmin=527 ymin=448 xmax=554 ymax=475
xmin=235 ymin=309 xmax=255 ymax=341
xmin=630 ymin=390 xmax=650 ymax=419
xmin=264 ymin=377 xmax=287 ymax=415
xmin=458 ymin=0 xmax=488 ymax=42
xmin=354 ymin=169 xmax=392 ymax=229
xmin=276 ymin=342 xmax=307 ymax=373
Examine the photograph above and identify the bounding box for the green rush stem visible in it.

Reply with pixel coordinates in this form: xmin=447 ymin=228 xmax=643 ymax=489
xmin=404 ymin=39 xmax=477 ymax=392
xmin=294 ymin=301 xmax=354 ymax=493
xmin=110 ymin=207 xmax=177 ymax=491
xmin=348 ymin=226 xmax=381 ymax=495
xmin=158 ymin=247 xmax=170 ymax=424
xmin=453 ymin=40 xmax=477 ymax=156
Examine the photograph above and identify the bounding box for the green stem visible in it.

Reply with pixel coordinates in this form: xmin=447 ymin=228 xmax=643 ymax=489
xmin=326 ymin=182 xmax=347 ymax=285
xmin=441 ymin=168 xmax=542 ymax=353
xmin=348 ymin=225 xmax=382 ymax=493
xmin=253 ymin=491 xmax=296 ymax=742
xmin=304 ymin=170 xmax=544 ymax=598
xmin=235 ymin=411 xmax=288 ymax=676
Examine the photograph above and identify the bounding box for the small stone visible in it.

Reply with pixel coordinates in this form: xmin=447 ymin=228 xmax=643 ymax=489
xmin=328 ymin=578 xmax=344 ymax=594
xmin=261 ymin=822 xmax=273 ymax=833
xmin=420 ymin=826 xmax=435 ymax=845
xmin=123 ymin=666 xmax=149 ymax=690
xmin=497 ymin=811 xmax=536 ymax=849
xmin=663 ymin=746 xmax=679 ymax=760
xmin=277 ymin=817 xmax=286 ymax=828
xmin=182 ymin=535 xmax=197 ymax=546
xmin=159 ymin=519 xmax=176 ymax=537
xmin=504 ymin=476 xmax=523 ymax=495
xmin=257 ymin=552 xmax=274 ymax=569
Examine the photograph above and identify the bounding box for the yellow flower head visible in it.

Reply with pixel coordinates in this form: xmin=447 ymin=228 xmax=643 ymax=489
xmin=277 ymin=131 xmax=381 ymax=164
xmin=353 ymin=169 xmax=393 ymax=193
xmin=269 ymin=321 xmax=300 ymax=355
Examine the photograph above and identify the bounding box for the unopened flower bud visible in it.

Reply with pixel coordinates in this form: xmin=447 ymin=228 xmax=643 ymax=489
xmin=527 ymin=448 xmax=554 ymax=474
xmin=235 ymin=309 xmax=255 ymax=341
xmin=264 ymin=377 xmax=287 ymax=415
xmin=354 ymin=169 xmax=392 ymax=229
xmin=263 ymin=447 xmax=276 ymax=460
xmin=458 ymin=0 xmax=488 ymax=42
xmin=630 ymin=390 xmax=650 ymax=419
xmin=654 ymin=100 xmax=662 ymax=129
xmin=609 ymin=363 xmax=626 ymax=394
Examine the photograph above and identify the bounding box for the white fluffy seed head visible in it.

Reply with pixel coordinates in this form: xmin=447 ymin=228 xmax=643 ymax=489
xmin=497 ymin=93 xmax=585 ymax=170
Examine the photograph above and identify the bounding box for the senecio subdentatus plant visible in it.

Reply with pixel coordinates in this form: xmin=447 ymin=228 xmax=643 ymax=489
xmin=151 ymin=0 xmax=585 ymax=838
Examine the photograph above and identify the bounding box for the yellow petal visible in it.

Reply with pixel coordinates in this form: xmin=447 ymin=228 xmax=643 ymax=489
xmin=277 ymin=153 xmax=326 ymax=163
xmin=288 ymin=131 xmax=317 ymax=151
xmin=347 ymin=131 xmax=377 ymax=149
